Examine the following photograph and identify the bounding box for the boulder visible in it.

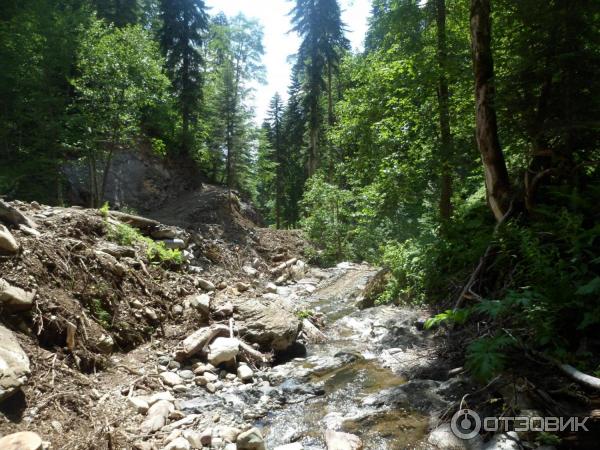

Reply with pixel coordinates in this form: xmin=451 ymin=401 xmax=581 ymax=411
xmin=325 ymin=430 xmax=363 ymax=450
xmin=236 ymin=427 xmax=266 ymax=450
xmin=0 ymin=278 xmax=36 ymax=312
xmin=140 ymin=399 xmax=174 ymax=434
xmin=207 ymin=337 xmax=240 ymax=365
xmin=0 ymin=432 xmax=42 ymax=450
xmin=0 ymin=324 xmax=30 ymax=400
xmin=237 ymin=363 xmax=254 ymax=382
xmin=160 ymin=371 xmax=183 ymax=387
xmin=0 ymin=224 xmax=19 ymax=254
xmin=427 ymin=423 xmax=483 ymax=450
xmin=235 ymin=298 xmax=301 ymax=351
xmin=162 ymin=239 xmax=186 ymax=250
xmin=482 ymin=432 xmax=520 ymax=450
xmin=128 ymin=396 xmax=149 ymax=414
xmin=175 ymin=324 xmax=229 ymax=361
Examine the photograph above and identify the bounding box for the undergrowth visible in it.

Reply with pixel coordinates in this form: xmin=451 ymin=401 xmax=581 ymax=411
xmin=100 ymin=204 xmax=183 ymax=265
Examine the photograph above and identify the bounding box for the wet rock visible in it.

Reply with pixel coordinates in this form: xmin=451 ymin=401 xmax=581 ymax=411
xmin=356 ymin=267 xmax=389 ymax=309
xmin=427 ymin=423 xmax=483 ymax=450
xmin=0 ymin=324 xmax=30 ymax=400
xmin=362 ymin=380 xmax=448 ymax=414
xmin=236 ymin=427 xmax=266 ymax=450
xmin=0 ymin=225 xmax=19 ymax=254
xmin=324 ymin=430 xmax=363 ymax=450
xmin=274 ymin=444 xmax=304 ymax=450
xmin=235 ymin=298 xmax=301 ymax=351
xmin=0 ymin=278 xmax=36 ymax=312
xmin=160 ymin=371 xmax=183 ymax=386
xmin=207 ymin=337 xmax=240 ymax=365
xmin=206 ymin=382 xmax=217 ymax=393
xmin=197 ymin=278 xmax=216 ymax=291
xmin=237 ymin=364 xmax=254 ymax=382
xmin=0 ymin=431 xmax=43 ymax=450
xmin=482 ymin=432 xmax=520 ymax=450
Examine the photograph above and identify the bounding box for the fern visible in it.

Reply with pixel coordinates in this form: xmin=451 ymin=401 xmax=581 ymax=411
xmin=424 ymin=308 xmax=470 ymax=329
xmin=466 ymin=334 xmax=514 ymax=381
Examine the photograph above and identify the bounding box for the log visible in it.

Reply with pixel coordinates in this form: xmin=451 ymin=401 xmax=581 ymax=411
xmin=108 ymin=211 xmax=159 ymax=232
xmin=0 ymin=200 xmax=36 ymax=228
xmin=559 ymin=364 xmax=600 ymax=391
xmin=270 ymin=258 xmax=298 ymax=275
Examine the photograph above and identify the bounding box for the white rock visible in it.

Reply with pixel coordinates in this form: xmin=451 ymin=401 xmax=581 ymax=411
xmin=235 ymin=282 xmax=251 ymax=292
xmin=0 ymin=432 xmax=42 ymax=450
xmin=0 ymin=324 xmax=30 ymax=400
xmin=243 ymin=266 xmax=258 ymax=277
xmin=482 ymin=432 xmax=520 ymax=450
xmin=204 ymin=371 xmax=218 ymax=382
xmin=265 ymin=282 xmax=278 ymax=293
xmin=197 ymin=278 xmax=215 ymax=291
xmin=164 ymin=437 xmax=191 ymax=450
xmin=236 ymin=427 xmax=266 ymax=450
xmin=140 ymin=399 xmax=174 ymax=434
xmin=325 ymin=430 xmax=363 ymax=450
xmin=183 ymin=430 xmax=204 ymax=449
xmin=427 ymin=423 xmax=483 ymax=450
xmin=160 ymin=371 xmax=183 ymax=386
xmin=237 ymin=364 xmax=254 ymax=382
xmin=217 ymin=425 xmax=241 ymax=443
xmin=128 ymin=396 xmax=149 ymax=414
xmin=274 ymin=444 xmax=304 ymax=450
xmin=187 ymin=293 xmax=210 ymax=314
xmin=148 ymin=391 xmax=175 ymax=405
xmin=0 ymin=225 xmax=19 ymax=253
xmin=0 ymin=278 xmax=35 ymax=312
xmin=162 ymin=239 xmax=186 ymax=250
xmin=207 ymin=337 xmax=240 ymax=365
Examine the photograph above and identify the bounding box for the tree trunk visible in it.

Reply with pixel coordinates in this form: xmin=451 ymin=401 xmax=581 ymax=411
xmin=436 ymin=0 xmax=453 ymax=222
xmin=470 ymin=0 xmax=511 ymax=221
xmin=327 ymin=62 xmax=334 ymax=126
xmin=308 ymin=125 xmax=319 ymax=177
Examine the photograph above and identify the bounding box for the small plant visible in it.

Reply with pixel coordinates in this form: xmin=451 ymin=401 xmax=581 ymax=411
xmin=424 ymin=308 xmax=471 ymax=329
xmin=106 ymin=222 xmax=183 ymax=265
xmin=99 ymin=201 xmax=110 ymax=218
xmin=296 ymin=309 xmax=314 ymax=320
xmin=465 ymin=333 xmax=514 ymax=381
xmin=90 ymin=298 xmax=111 ymax=328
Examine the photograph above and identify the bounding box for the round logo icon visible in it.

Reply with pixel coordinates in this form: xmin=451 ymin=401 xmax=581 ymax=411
xmin=450 ymin=408 xmax=481 ymax=440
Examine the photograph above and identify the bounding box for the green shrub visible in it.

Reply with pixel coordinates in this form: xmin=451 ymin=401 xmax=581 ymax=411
xmin=106 ymin=222 xmax=183 ymax=265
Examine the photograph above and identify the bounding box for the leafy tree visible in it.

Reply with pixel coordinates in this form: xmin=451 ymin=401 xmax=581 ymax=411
xmin=70 ymin=20 xmax=170 ymax=206
xmin=159 ymin=0 xmax=209 ymax=154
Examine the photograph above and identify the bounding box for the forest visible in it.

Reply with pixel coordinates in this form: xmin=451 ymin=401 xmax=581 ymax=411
xmin=1 ymin=0 xmax=600 ymax=423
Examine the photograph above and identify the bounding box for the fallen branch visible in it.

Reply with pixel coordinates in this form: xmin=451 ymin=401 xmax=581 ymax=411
xmin=108 ymin=210 xmax=159 ymax=232
xmin=269 ymin=257 xmax=298 ymax=275
xmin=239 ymin=340 xmax=272 ymax=366
xmin=558 ymin=364 xmax=600 ymax=391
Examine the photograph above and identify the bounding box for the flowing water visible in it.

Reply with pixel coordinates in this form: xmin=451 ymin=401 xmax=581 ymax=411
xmin=259 ymin=264 xmax=434 ymax=449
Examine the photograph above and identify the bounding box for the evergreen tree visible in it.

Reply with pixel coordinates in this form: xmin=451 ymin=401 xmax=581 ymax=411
xmin=266 ymin=93 xmax=284 ymax=228
xmin=94 ymin=0 xmax=140 ymax=26
xmin=290 ymin=0 xmax=347 ymax=176
xmin=159 ymin=0 xmax=209 ymax=154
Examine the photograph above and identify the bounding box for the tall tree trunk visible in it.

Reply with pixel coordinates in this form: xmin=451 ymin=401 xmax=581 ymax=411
xmin=308 ymin=125 xmax=319 ymax=177
xmin=327 ymin=63 xmax=334 ymax=126
xmin=470 ymin=0 xmax=511 ymax=221
xmin=436 ymin=0 xmax=453 ymax=222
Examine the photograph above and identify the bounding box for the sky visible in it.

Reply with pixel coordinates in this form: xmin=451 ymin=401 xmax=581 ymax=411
xmin=204 ymin=0 xmax=372 ymax=123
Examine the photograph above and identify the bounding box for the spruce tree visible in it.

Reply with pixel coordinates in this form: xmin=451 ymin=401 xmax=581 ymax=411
xmin=159 ymin=0 xmax=209 ymax=154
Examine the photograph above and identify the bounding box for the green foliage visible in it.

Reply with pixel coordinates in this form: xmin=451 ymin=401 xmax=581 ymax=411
xmin=99 ymin=202 xmax=110 ymax=218
xmin=465 ymin=334 xmax=514 ymax=382
xmin=90 ymin=298 xmax=111 ymax=328
xmin=107 ymin=222 xmax=182 ymax=265
xmin=296 ymin=309 xmax=314 ymax=320
xmin=424 ymin=309 xmax=471 ymax=330
xmin=300 ymin=174 xmax=353 ymax=265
